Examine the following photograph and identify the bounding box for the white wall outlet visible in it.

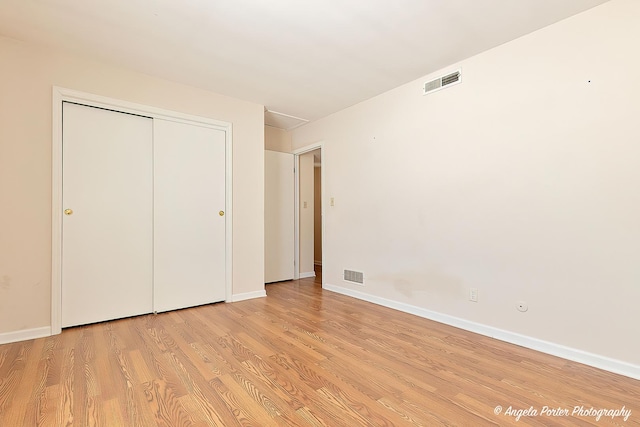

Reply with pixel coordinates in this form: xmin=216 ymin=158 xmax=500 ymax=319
xmin=516 ymin=301 xmax=528 ymax=312
xmin=469 ymin=288 xmax=478 ymax=302
xmin=330 ymin=197 xmax=335 ymax=206
xmin=303 ymin=201 xmax=307 ymax=208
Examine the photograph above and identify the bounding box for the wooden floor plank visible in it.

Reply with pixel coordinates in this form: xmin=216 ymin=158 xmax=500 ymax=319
xmin=0 ymin=266 xmax=639 ymax=426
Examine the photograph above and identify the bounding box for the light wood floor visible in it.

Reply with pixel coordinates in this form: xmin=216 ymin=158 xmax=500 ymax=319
xmin=1 ymin=268 xmax=639 ymax=426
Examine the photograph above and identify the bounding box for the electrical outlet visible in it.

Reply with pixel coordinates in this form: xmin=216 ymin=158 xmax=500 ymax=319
xmin=330 ymin=197 xmax=335 ymax=207
xmin=469 ymin=288 xmax=478 ymax=302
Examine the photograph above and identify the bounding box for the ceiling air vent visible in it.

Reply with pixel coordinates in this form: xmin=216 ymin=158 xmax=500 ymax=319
xmin=423 ymin=69 xmax=461 ymax=95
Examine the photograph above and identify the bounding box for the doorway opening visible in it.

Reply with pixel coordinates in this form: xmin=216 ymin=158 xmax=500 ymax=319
xmin=294 ymin=144 xmax=323 ymax=284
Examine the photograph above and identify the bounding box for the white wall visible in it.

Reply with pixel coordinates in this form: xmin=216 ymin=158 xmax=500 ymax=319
xmin=0 ymin=37 xmax=265 ymax=338
xmin=291 ymin=0 xmax=640 ymax=369
xmin=299 ymin=152 xmax=315 ymax=276
xmin=265 ymin=126 xmax=292 ymax=153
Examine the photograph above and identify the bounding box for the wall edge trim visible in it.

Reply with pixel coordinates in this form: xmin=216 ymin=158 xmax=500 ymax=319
xmin=231 ymin=290 xmax=267 ymax=302
xmin=0 ymin=326 xmax=52 ymax=345
xmin=323 ymin=283 xmax=640 ymax=380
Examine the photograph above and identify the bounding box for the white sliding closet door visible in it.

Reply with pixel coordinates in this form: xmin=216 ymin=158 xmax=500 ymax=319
xmin=62 ymin=102 xmax=153 ymax=327
xmin=153 ymin=119 xmax=226 ymax=312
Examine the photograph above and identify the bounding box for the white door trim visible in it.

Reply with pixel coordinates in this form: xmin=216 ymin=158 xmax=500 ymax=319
xmin=292 ymin=142 xmax=324 ymax=282
xmin=51 ymin=86 xmax=233 ymax=335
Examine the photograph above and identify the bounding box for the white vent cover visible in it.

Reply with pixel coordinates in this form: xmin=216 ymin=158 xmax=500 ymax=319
xmin=343 ymin=269 xmax=364 ymax=285
xmin=423 ymin=70 xmax=461 ymax=95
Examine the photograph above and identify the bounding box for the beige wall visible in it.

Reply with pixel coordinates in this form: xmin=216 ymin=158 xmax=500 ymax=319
xmin=299 ymin=152 xmax=315 ymax=275
xmin=314 ymin=166 xmax=322 ymax=265
xmin=265 ymin=126 xmax=292 ymax=153
xmin=292 ymin=0 xmax=640 ymax=366
xmin=0 ymin=37 xmax=265 ymax=336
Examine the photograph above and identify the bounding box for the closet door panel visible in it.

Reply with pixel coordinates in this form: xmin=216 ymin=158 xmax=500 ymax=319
xmin=61 ymin=102 xmax=153 ymax=327
xmin=153 ymin=119 xmax=226 ymax=312
xmin=264 ymin=150 xmax=295 ymax=283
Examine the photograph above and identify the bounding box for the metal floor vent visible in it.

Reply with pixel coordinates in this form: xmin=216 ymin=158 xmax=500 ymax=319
xmin=423 ymin=69 xmax=461 ymax=95
xmin=344 ymin=269 xmax=364 ymax=285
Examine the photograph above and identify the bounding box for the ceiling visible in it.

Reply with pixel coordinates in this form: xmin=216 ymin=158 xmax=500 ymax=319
xmin=0 ymin=0 xmax=609 ymax=129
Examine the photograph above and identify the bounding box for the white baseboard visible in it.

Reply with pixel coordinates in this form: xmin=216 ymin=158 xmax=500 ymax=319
xmin=323 ymin=283 xmax=640 ymax=380
xmin=230 ymin=290 xmax=267 ymax=302
xmin=299 ymin=271 xmax=316 ymax=279
xmin=0 ymin=326 xmax=52 ymax=345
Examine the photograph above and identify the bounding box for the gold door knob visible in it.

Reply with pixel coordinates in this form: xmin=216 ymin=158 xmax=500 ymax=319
xmin=64 ymin=209 xmax=73 ymax=216
xmin=219 ymin=211 xmax=225 ymax=216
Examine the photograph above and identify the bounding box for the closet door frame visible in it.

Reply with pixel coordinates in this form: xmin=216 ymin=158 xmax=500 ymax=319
xmin=51 ymin=86 xmax=233 ymax=335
